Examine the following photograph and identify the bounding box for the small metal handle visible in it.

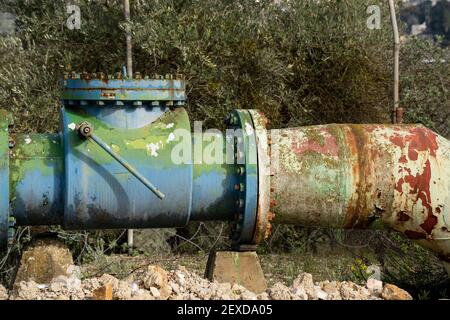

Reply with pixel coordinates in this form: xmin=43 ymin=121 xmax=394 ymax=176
xmin=76 ymin=121 xmax=165 ymax=200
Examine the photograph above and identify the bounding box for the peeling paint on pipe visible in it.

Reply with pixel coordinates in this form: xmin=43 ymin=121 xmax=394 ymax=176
xmin=270 ymin=124 xmax=450 ymax=263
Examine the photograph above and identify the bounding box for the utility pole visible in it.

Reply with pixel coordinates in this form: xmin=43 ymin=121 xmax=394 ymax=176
xmin=124 ymin=0 xmax=133 ymax=77
xmin=388 ymin=0 xmax=402 ymax=124
xmin=124 ymin=0 xmax=134 ymax=255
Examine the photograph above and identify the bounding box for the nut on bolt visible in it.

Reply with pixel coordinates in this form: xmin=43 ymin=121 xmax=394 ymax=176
xmin=76 ymin=121 xmax=93 ymax=139
xmin=8 ymin=138 xmax=15 ymax=149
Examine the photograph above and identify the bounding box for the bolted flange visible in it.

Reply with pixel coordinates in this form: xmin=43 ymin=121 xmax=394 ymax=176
xmin=225 ymin=109 xmax=271 ymax=250
xmin=7 ymin=216 xmax=16 ymax=245
xmin=61 ymin=72 xmax=186 ymax=105
xmin=225 ymin=109 xmax=259 ymax=249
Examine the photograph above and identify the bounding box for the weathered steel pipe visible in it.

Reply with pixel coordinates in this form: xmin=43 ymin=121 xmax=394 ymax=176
xmin=270 ymin=124 xmax=450 ymax=271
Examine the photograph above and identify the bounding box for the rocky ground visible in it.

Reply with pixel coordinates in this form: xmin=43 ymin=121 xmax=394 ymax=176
xmin=0 ymin=264 xmax=412 ymax=300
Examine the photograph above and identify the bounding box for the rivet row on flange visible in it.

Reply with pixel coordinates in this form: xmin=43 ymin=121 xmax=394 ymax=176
xmin=7 ymin=216 xmax=15 ymax=245
xmin=225 ymin=114 xmax=246 ymax=242
xmin=64 ymin=100 xmax=185 ymax=107
xmin=63 ymin=72 xmax=185 ymax=81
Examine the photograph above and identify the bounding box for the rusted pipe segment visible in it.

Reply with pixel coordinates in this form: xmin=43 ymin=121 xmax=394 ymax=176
xmin=247 ymin=110 xmax=272 ymax=243
xmin=270 ymin=123 xmax=450 ymax=263
xmin=76 ymin=121 xmax=165 ymax=200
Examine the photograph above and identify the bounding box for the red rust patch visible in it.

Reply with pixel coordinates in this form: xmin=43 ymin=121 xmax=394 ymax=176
xmin=389 ymin=127 xmax=438 ymax=162
xmin=291 ymin=128 xmax=339 ymax=158
xmin=399 ymin=155 xmax=408 ymax=163
xmin=420 ymin=215 xmax=438 ymax=234
xmin=395 ymin=160 xmax=437 ymax=234
xmin=397 ymin=211 xmax=410 ymax=221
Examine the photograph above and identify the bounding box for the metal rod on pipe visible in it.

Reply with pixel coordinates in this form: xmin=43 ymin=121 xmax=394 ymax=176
xmin=88 ymin=132 xmax=165 ymax=199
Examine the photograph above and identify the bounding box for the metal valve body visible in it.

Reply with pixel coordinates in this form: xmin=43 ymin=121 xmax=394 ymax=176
xmin=1 ymin=74 xmax=270 ymax=250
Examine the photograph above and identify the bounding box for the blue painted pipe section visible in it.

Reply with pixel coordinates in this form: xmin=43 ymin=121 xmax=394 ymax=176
xmin=10 ymin=133 xmax=64 ymax=226
xmin=190 ymin=163 xmax=239 ymax=222
xmin=0 ymin=113 xmax=10 ymax=250
xmin=61 ymin=106 xmax=193 ymax=230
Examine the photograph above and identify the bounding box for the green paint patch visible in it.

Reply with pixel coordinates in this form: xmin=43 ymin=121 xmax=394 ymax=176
xmin=232 ymin=252 xmax=242 ymax=284
xmin=9 ymin=133 xmax=64 ymax=199
xmin=65 ymin=108 xmax=191 ymax=169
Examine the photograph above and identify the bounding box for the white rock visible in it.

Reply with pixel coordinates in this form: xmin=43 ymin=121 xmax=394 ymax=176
xmin=66 ymin=265 xmax=81 ymax=279
xmin=314 ymin=286 xmax=328 ymax=300
xmin=292 ymin=286 xmax=308 ymax=300
xmin=114 ymin=281 xmax=133 ymax=300
xmin=256 ymin=292 xmax=270 ymax=300
xmin=0 ymin=285 xmax=8 ymax=300
xmin=150 ymin=286 xmax=161 ymax=298
xmin=366 ymin=278 xmax=383 ymax=296
xmin=292 ymin=273 xmax=315 ymax=298
xmin=268 ymin=282 xmax=293 ymax=300
xmin=169 ymin=281 xmax=181 ymax=294
xmin=176 ymin=272 xmax=186 ymax=285
xmin=240 ymin=290 xmax=257 ymax=300
xmin=130 ymin=282 xmax=139 ymax=295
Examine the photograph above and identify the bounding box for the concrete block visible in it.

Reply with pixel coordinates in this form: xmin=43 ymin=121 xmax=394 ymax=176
xmin=205 ymin=251 xmax=267 ymax=294
xmin=13 ymin=237 xmax=73 ymax=287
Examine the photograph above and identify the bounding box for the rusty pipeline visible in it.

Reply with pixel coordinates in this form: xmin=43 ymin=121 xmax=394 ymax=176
xmin=1 ymin=73 xmax=449 ymax=275
xmin=268 ymin=123 xmax=450 ymax=272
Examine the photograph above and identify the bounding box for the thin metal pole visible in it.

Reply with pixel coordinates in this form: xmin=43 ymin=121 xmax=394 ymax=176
xmin=124 ymin=0 xmax=133 ymax=254
xmin=124 ymin=0 xmax=133 ymax=77
xmin=388 ymin=0 xmax=401 ymax=124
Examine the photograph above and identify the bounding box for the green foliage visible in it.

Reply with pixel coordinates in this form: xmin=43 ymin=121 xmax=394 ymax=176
xmin=401 ymin=36 xmax=450 ymax=138
xmin=372 ymin=231 xmax=450 ymax=299
xmin=128 ymin=0 xmax=395 ymax=127
xmin=1 ymin=0 xmax=448 ymax=136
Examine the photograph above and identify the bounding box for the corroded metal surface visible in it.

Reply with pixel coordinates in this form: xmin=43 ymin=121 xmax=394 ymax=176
xmin=248 ymin=110 xmax=272 ymax=244
xmin=271 ymin=124 xmax=450 ymax=262
xmin=61 ymin=73 xmax=186 ymax=102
